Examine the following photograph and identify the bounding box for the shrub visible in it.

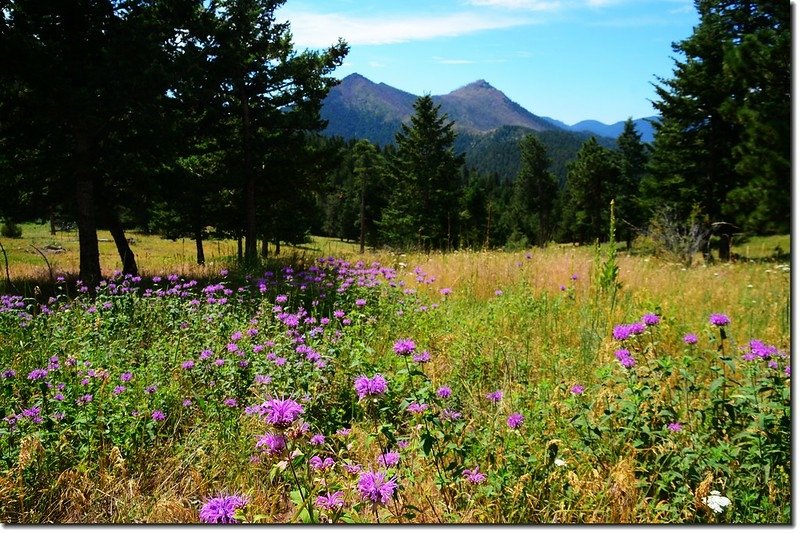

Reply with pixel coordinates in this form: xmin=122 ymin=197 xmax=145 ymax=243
xmin=1 ymin=220 xmax=22 ymax=239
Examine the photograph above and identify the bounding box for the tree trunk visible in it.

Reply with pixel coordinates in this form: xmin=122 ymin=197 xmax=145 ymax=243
xmin=194 ymin=227 xmax=205 ymax=266
xmin=261 ymin=235 xmax=269 ymax=257
xmin=359 ymin=184 xmax=366 ymax=254
xmin=49 ymin=209 xmax=56 ymax=236
xmin=107 ymin=211 xmax=138 ymax=276
xmin=719 ymin=234 xmax=731 ymax=262
xmin=240 ymin=86 xmax=258 ymax=262
xmin=75 ymin=167 xmax=101 ymax=287
xmin=274 ymin=238 xmax=280 ymax=256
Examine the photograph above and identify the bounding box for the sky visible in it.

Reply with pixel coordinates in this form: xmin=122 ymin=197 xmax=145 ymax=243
xmin=276 ymin=0 xmax=700 ymax=125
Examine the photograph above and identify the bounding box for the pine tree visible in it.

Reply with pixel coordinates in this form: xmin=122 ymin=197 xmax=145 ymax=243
xmin=380 ymin=96 xmax=465 ymax=250
xmin=510 ymin=134 xmax=559 ymax=247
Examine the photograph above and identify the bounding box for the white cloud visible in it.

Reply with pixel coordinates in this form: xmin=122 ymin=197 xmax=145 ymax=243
xmin=466 ymin=0 xmax=561 ymax=10
xmin=280 ymin=9 xmax=532 ymax=47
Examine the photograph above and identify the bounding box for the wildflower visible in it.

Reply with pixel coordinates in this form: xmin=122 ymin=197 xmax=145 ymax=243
xmin=436 ymin=386 xmax=452 ymax=399
xmin=507 ymin=412 xmax=524 ymax=429
xmin=357 ymin=470 xmax=397 ymax=504
xmin=393 ymin=338 xmax=416 ymax=356
xmin=113 ymin=385 xmax=126 ymax=396
xmin=344 ymin=463 xmax=362 ymax=474
xmin=554 ymin=458 xmax=567 ymax=467
xmin=667 ymin=422 xmax=683 ymax=432
xmin=223 ymin=398 xmax=238 ymax=408
xmin=494 ymin=289 xmax=503 ymax=296
xmin=199 ymin=350 xmax=213 ymax=360
xmin=642 ymin=313 xmax=660 ymax=326
xmin=378 ymin=451 xmax=401 ymax=467
xmin=439 ymin=287 xmax=452 ymax=296
xmin=76 ymin=394 xmax=93 ymax=405
xmin=226 ymin=343 xmax=239 ymax=353
xmin=230 ymin=331 xmax=243 ymax=341
xmin=198 ymin=494 xmax=248 ymax=524
xmin=355 ymin=298 xmax=367 ymax=307
xmin=407 ymin=402 xmax=428 ymax=414
xmin=309 ymin=455 xmax=336 ymax=471
xmin=310 ymin=434 xmax=325 ymax=445
xmin=315 ymin=491 xmax=345 ymax=511
xmin=683 ymin=333 xmax=698 ymax=345
xmin=152 ymin=410 xmax=166 ymax=421
xmin=255 ymin=374 xmax=272 ymax=385
xmin=615 ymin=349 xmax=636 ymax=369
xmin=144 ymin=384 xmax=157 ymax=394
xmin=570 ymin=384 xmax=585 ymax=395
xmin=412 ymin=351 xmax=431 ymax=363
xmin=702 ymin=490 xmax=732 ymax=514
xmin=27 ymin=368 xmax=48 ymax=380
xmin=183 ymin=399 xmax=193 ymax=407
xmin=120 ymin=372 xmax=133 ymax=382
xmin=486 ymin=390 xmax=503 ymax=403
xmin=709 ymin=313 xmax=731 ymax=327
xmin=181 ymin=360 xmax=195 ymax=370
xmin=354 ymin=374 xmax=388 ymax=400
xmin=440 ymin=409 xmax=462 ymax=421
xmin=612 ymin=324 xmax=632 ymax=341
xmin=462 ymin=466 xmax=487 ymax=484
xmin=396 ymin=440 xmax=409 ymax=449
xmin=336 ymin=427 xmax=351 ymax=437
xmin=261 ymin=398 xmax=304 ymax=428
xmin=256 ymin=433 xmax=286 ymax=456
xmin=1 ymin=369 xmax=16 ymax=379
xmin=785 ymin=366 xmax=791 ymax=378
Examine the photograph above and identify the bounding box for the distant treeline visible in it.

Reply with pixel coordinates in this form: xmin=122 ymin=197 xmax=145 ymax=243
xmin=0 ymin=0 xmax=789 ymax=283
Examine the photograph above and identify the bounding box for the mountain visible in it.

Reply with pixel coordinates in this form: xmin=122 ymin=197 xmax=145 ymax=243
xmin=322 ymin=74 xmax=557 ymax=146
xmin=541 ymin=116 xmax=658 ymax=143
xmin=320 ymin=73 xmax=649 ymax=182
xmin=432 ymin=80 xmax=554 ymax=134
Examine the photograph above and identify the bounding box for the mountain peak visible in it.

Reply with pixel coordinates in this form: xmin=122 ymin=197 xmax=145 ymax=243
xmin=454 ymin=79 xmax=497 ymax=93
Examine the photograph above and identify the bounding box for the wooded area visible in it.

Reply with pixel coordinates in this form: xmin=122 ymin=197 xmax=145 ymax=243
xmin=0 ymin=0 xmax=790 ymax=283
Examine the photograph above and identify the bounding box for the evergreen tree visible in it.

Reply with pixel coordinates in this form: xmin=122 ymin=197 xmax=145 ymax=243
xmin=647 ymin=0 xmax=789 ymax=235
xmin=379 ymin=95 xmax=465 ymax=250
xmin=509 ymin=134 xmax=559 ymax=247
xmin=211 ymin=0 xmax=347 ymax=262
xmin=559 ymin=137 xmax=621 ymax=245
xmin=0 ymin=0 xmax=191 ymax=284
xmin=615 ymin=118 xmax=649 ymax=247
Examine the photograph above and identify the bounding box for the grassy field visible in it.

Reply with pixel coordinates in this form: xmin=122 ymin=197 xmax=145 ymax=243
xmin=0 ymin=224 xmax=790 ymax=523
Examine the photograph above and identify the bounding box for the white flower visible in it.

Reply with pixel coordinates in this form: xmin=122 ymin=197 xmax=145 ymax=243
xmin=702 ymin=490 xmax=732 ymax=514
xmin=554 ymin=458 xmax=567 ymax=467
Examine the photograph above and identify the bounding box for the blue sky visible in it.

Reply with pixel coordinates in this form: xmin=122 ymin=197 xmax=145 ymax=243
xmin=276 ymin=0 xmax=699 ymax=124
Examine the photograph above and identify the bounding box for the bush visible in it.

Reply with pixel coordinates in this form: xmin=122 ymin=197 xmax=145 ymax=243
xmin=0 ymin=220 xmax=22 ymax=239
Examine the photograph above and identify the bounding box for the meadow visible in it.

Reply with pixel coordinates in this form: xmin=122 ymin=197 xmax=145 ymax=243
xmin=0 ymin=224 xmax=791 ymax=523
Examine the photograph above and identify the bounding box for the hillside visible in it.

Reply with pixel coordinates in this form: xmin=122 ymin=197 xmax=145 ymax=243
xmin=320 ymin=73 xmax=637 ymax=182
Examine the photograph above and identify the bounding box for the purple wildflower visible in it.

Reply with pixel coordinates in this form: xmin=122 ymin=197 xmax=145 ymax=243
xmin=310 ymin=434 xmax=325 ymax=446
xmin=667 ymin=422 xmax=683 ymax=432
xmin=615 ymin=349 xmax=636 ymax=369
xmin=407 ymin=402 xmax=428 ymax=414
xmin=27 ymin=368 xmax=48 ymax=381
xmin=181 ymin=360 xmax=195 ymax=370
xmin=357 ymin=470 xmax=397 ymax=504
xmin=412 ymin=351 xmax=431 ymax=363
xmin=709 ymin=313 xmax=731 ymax=327
xmin=393 ymin=338 xmax=416 ymax=356
xmin=486 ymin=390 xmax=503 ymax=403
xmin=256 ymin=433 xmax=286 ymax=456
xmin=112 ymin=385 xmax=126 ymax=396
xmin=151 ymin=410 xmax=166 ymax=421
xmin=378 ymin=451 xmax=401 ymax=467
xmin=120 ymin=372 xmax=133 ymax=382
xmin=355 ymin=298 xmax=367 ymax=307
xmin=198 ymin=495 xmax=248 ymax=524
xmin=642 ymin=313 xmax=660 ymax=326
xmin=612 ymin=324 xmax=632 ymax=341
xmin=683 ymin=333 xmax=698 ymax=345
xmin=261 ymin=398 xmax=304 ymax=428
xmin=2 ymin=369 xmax=16 ymax=379
xmin=315 ymin=491 xmax=345 ymax=511
xmin=507 ymin=412 xmax=524 ymax=429
xmin=223 ymin=398 xmax=238 ymax=408
xmin=354 ymin=374 xmax=388 ymax=400
xmin=439 ymin=287 xmax=452 ymax=296
xmin=440 ymin=409 xmax=462 ymax=421
xmin=437 ymin=386 xmax=452 ymax=399
xmin=570 ymin=384 xmax=585 ymax=395
xmin=309 ymin=455 xmax=336 ymax=471
xmin=462 ymin=466 xmax=487 ymax=484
